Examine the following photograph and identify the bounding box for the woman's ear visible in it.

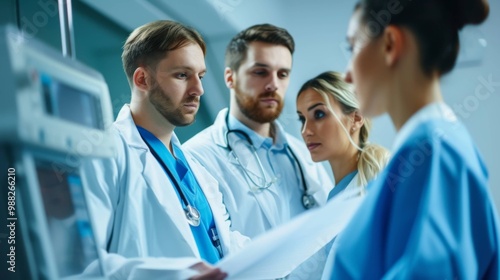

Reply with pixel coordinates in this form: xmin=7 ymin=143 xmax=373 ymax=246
xmin=351 ymin=111 xmax=365 ymax=133
xmin=383 ymin=25 xmax=405 ymax=67
xmin=224 ymin=67 xmax=235 ymax=89
xmin=133 ymin=66 xmax=151 ymax=92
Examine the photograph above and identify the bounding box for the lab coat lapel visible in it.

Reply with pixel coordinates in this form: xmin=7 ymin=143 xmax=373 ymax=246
xmin=187 ymin=157 xmax=231 ymax=251
xmin=214 ymin=109 xmax=281 ymax=226
xmin=115 ymin=105 xmax=199 ymax=257
xmin=224 ymin=151 xmax=281 ymax=227
xmin=251 ymin=188 xmax=281 ymax=227
xmin=212 ymin=108 xmax=229 ymax=148
xmin=140 ymin=151 xmax=198 ymax=254
xmin=342 ymin=174 xmax=363 ymax=199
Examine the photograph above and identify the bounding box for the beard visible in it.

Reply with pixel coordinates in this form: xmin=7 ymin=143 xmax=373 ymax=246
xmin=234 ymin=86 xmax=284 ymax=124
xmin=148 ymin=78 xmax=199 ymax=127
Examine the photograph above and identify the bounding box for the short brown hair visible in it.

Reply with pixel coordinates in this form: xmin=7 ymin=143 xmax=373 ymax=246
xmin=122 ymin=20 xmax=206 ymax=87
xmin=225 ymin=23 xmax=294 ymax=71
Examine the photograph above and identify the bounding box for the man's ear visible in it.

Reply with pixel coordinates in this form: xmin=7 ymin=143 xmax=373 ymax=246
xmin=383 ymin=25 xmax=405 ymax=67
xmin=224 ymin=67 xmax=235 ymax=89
xmin=133 ymin=66 xmax=150 ymax=92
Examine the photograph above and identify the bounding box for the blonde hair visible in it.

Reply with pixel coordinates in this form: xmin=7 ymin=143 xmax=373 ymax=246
xmin=297 ymin=71 xmax=390 ymax=189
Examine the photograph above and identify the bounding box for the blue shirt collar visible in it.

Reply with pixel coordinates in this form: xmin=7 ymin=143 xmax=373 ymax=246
xmin=227 ymin=113 xmax=287 ymax=150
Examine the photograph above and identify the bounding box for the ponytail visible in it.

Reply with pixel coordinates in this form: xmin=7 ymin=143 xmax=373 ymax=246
xmin=357 ymin=120 xmax=390 ymax=188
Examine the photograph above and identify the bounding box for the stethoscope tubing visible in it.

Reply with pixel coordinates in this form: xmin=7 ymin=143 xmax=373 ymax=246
xmin=223 ymin=112 xmax=309 ymax=195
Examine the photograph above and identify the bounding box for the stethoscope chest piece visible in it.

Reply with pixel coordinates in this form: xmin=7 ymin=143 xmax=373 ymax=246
xmin=185 ymin=205 xmax=201 ymax=227
xmin=302 ymin=193 xmax=317 ymax=209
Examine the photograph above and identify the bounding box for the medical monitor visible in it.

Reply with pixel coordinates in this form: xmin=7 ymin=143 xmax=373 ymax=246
xmin=0 ymin=25 xmax=114 ymax=157
xmin=41 ymin=73 xmax=104 ymax=130
xmin=36 ymin=162 xmax=101 ymax=277
xmin=11 ymin=150 xmax=105 ymax=279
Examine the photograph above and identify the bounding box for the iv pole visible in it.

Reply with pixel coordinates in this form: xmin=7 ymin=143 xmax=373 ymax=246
xmin=58 ymin=0 xmax=75 ymax=58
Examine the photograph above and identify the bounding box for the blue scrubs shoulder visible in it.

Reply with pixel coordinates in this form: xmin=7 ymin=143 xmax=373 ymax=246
xmin=330 ymin=104 xmax=500 ymax=279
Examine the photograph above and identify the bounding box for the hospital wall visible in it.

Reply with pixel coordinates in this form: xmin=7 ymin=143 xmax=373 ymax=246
xmin=1 ymin=0 xmax=498 ymax=213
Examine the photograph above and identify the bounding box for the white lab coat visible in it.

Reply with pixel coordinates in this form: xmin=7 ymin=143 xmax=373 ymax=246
xmin=319 ymin=173 xmax=364 ymax=280
xmin=332 ymin=173 xmax=364 ymax=201
xmin=83 ymin=105 xmax=250 ymax=280
xmin=183 ymin=108 xmax=332 ymax=237
xmin=288 ymin=174 xmax=365 ymax=280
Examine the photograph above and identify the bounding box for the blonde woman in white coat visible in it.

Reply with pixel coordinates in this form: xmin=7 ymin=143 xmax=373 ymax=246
xmin=292 ymin=71 xmax=389 ymax=279
xmin=297 ymin=71 xmax=389 ymax=201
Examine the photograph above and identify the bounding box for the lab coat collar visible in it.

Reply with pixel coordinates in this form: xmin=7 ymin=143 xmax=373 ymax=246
xmin=391 ymin=102 xmax=457 ymax=153
xmin=187 ymin=156 xmax=233 ymax=254
xmin=213 ymin=108 xmax=230 ymax=148
xmin=114 ymin=104 xmax=147 ymax=150
xmin=115 ymin=104 xmax=183 ymax=150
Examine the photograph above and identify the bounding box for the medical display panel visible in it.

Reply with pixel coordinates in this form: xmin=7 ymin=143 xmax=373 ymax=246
xmin=35 ymin=161 xmax=102 ymax=278
xmin=0 ymin=25 xmax=114 ymax=157
xmin=8 ymin=150 xmax=106 ymax=279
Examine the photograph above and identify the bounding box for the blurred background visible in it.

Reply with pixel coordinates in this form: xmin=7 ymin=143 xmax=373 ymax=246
xmin=1 ymin=0 xmax=498 ymax=210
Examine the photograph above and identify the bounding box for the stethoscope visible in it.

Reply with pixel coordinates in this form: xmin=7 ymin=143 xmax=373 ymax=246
xmin=140 ymin=133 xmax=224 ymax=258
xmin=224 ymin=112 xmax=317 ymax=209
xmin=141 ymin=137 xmax=202 ymax=227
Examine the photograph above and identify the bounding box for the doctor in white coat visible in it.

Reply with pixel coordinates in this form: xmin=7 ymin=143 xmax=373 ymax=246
xmin=184 ymin=24 xmax=332 ymax=240
xmin=184 ymin=108 xmax=332 ymax=236
xmin=295 ymin=71 xmax=390 ymax=279
xmin=83 ymin=20 xmax=248 ymax=280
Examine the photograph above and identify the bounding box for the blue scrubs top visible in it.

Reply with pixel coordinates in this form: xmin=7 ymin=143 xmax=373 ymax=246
xmin=329 ymin=103 xmax=500 ymax=279
xmin=137 ymin=126 xmax=221 ymax=264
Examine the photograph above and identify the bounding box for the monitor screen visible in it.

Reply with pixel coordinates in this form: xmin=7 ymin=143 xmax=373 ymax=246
xmin=35 ymin=162 xmax=102 ymax=278
xmin=41 ymin=73 xmax=103 ymax=130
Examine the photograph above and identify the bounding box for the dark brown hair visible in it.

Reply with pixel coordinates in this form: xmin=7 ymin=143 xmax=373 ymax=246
xmin=122 ymin=20 xmax=206 ymax=87
xmin=225 ymin=23 xmax=295 ymax=71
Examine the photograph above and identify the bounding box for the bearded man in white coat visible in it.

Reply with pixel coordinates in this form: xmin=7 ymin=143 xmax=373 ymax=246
xmin=184 ymin=24 xmax=332 ymax=238
xmin=183 ymin=24 xmax=333 ymax=279
xmin=83 ymin=20 xmax=249 ymax=280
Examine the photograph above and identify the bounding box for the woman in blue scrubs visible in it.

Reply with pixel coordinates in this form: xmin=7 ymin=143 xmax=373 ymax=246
xmin=329 ymin=0 xmax=500 ymax=278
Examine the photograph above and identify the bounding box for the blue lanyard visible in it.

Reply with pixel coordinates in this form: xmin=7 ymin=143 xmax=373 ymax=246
xmin=137 ymin=127 xmax=223 ymax=258
xmin=138 ymin=131 xmax=190 ymax=209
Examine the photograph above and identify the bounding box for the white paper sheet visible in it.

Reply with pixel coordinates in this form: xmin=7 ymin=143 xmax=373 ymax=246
xmin=128 ymin=257 xmax=199 ymax=280
xmin=216 ymin=193 xmax=363 ymax=279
